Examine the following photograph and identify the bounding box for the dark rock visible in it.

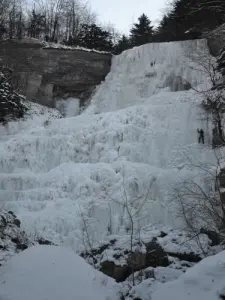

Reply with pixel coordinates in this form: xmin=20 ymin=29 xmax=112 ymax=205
xmin=100 ymin=261 xmax=131 ymax=282
xmin=7 ymin=211 xmax=16 ymax=217
xmin=98 ymin=241 xmax=169 ymax=282
xmin=127 ymin=251 xmax=146 ymax=270
xmin=207 ymin=24 xmax=225 ymax=56
xmin=218 ymin=169 xmax=225 ymax=188
xmin=38 ymin=238 xmax=53 ymax=245
xmin=11 ymin=238 xmax=20 ymax=244
xmin=16 ymin=244 xmax=28 ymax=250
xmin=13 ymin=218 xmax=21 ymax=228
xmin=200 ymin=228 xmax=221 ymax=246
xmin=0 ymin=215 xmax=7 ymax=227
xmin=168 ymin=251 xmax=201 ymax=263
xmin=160 ymin=231 xmax=167 ymax=238
xmin=145 ymin=241 xmax=169 ymax=268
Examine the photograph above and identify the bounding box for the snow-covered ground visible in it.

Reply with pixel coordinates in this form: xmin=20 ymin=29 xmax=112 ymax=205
xmin=0 ymin=245 xmax=120 ymax=300
xmin=0 ymin=39 xmax=222 ymax=250
xmin=150 ymin=249 xmax=225 ymax=300
xmin=0 ymin=244 xmax=224 ymax=300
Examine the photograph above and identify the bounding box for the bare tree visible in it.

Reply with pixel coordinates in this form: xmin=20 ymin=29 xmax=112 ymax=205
xmin=32 ymin=0 xmax=96 ymax=42
xmin=170 ymin=138 xmax=225 ymax=249
xmin=105 ymin=171 xmax=156 ymax=286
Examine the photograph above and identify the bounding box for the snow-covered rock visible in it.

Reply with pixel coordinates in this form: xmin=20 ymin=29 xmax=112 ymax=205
xmin=80 ymin=225 xmax=218 ymax=283
xmin=0 ymin=210 xmax=54 ymax=266
xmin=0 ymin=245 xmax=121 ymax=300
xmin=0 ymin=211 xmax=33 ymax=265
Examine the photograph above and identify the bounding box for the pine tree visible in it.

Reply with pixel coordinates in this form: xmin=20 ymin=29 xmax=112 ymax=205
xmin=130 ymin=14 xmax=154 ymax=46
xmin=77 ymin=23 xmax=113 ymax=52
xmin=27 ymin=9 xmax=46 ymax=39
xmin=114 ymin=35 xmax=130 ymax=54
xmin=0 ymin=23 xmax=7 ymax=40
xmin=0 ymin=62 xmax=27 ymax=123
xmin=156 ymin=0 xmax=225 ymax=43
xmin=16 ymin=11 xmax=23 ymax=39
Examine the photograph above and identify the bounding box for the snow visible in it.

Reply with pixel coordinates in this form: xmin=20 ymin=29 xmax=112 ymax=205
xmin=0 ymin=245 xmax=120 ymax=300
xmin=151 ymin=250 xmax=225 ymax=300
xmin=42 ymin=41 xmax=111 ymax=54
xmin=0 ymin=39 xmax=223 ymax=251
xmin=81 ymin=226 xmax=213 ymax=271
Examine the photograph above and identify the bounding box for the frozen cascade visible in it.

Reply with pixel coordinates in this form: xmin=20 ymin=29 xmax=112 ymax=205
xmin=0 ymin=39 xmax=221 ymax=250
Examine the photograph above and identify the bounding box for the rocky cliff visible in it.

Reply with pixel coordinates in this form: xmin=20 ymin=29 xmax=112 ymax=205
xmin=0 ymin=39 xmax=112 ymax=108
xmin=207 ymin=24 xmax=225 ymax=56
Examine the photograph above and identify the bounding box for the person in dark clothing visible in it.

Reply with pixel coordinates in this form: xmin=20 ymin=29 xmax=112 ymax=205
xmin=197 ymin=129 xmax=204 ymax=144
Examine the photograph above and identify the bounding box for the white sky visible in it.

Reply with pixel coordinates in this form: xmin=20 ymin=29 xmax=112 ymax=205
xmin=89 ymin=0 xmax=167 ymax=34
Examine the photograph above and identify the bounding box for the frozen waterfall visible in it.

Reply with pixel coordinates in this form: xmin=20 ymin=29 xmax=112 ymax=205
xmin=0 ymin=39 xmax=220 ymax=250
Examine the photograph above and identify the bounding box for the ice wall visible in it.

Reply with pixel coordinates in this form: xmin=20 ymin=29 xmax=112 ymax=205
xmin=0 ymin=39 xmax=220 ymax=250
xmin=86 ymin=39 xmax=211 ymax=113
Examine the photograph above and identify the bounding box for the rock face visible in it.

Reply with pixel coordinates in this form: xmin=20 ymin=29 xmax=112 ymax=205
xmin=0 ymin=39 xmax=112 ymax=108
xmin=207 ymin=24 xmax=225 ymax=57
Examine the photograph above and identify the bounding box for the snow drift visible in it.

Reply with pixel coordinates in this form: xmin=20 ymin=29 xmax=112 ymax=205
xmin=151 ymin=250 xmax=225 ymax=300
xmin=0 ymin=245 xmax=120 ymax=300
xmin=0 ymin=39 xmax=220 ymax=250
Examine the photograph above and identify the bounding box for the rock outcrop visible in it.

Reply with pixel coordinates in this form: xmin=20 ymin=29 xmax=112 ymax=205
xmin=207 ymin=24 xmax=225 ymax=57
xmin=0 ymin=39 xmax=112 ymax=108
xmin=80 ymin=227 xmax=213 ymax=283
xmin=0 ymin=211 xmax=53 ymax=266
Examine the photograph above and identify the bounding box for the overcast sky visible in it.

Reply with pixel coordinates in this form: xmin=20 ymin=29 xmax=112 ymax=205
xmin=90 ymin=0 xmax=167 ymax=33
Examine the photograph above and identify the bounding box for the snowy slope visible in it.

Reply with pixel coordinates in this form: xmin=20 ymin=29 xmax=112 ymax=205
xmin=151 ymin=250 xmax=225 ymax=300
xmin=0 ymin=39 xmax=221 ymax=250
xmin=0 ymin=245 xmax=120 ymax=300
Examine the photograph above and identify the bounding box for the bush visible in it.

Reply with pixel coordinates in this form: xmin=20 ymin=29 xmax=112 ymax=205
xmin=0 ymin=61 xmax=27 ymax=123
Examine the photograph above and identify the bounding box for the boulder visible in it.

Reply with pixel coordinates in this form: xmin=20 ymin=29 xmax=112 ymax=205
xmin=91 ymin=241 xmax=168 ymax=282
xmin=200 ymin=228 xmax=221 ymax=246
xmin=145 ymin=241 xmax=169 ymax=267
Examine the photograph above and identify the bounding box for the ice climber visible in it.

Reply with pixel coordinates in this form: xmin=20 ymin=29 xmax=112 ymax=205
xmin=197 ymin=129 xmax=204 ymax=144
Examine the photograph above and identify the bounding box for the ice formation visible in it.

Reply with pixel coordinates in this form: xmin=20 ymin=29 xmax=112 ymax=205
xmin=0 ymin=39 xmax=221 ymax=250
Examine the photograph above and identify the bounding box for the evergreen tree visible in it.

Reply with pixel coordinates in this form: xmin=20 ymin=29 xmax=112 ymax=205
xmin=156 ymin=0 xmax=225 ymax=42
xmin=0 ymin=23 xmax=7 ymax=40
xmin=27 ymin=9 xmax=46 ymax=39
xmin=130 ymin=14 xmax=154 ymax=46
xmin=0 ymin=61 xmax=27 ymax=123
xmin=114 ymin=35 xmax=130 ymax=54
xmin=16 ymin=11 xmax=23 ymax=39
xmin=77 ymin=23 xmax=113 ymax=52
